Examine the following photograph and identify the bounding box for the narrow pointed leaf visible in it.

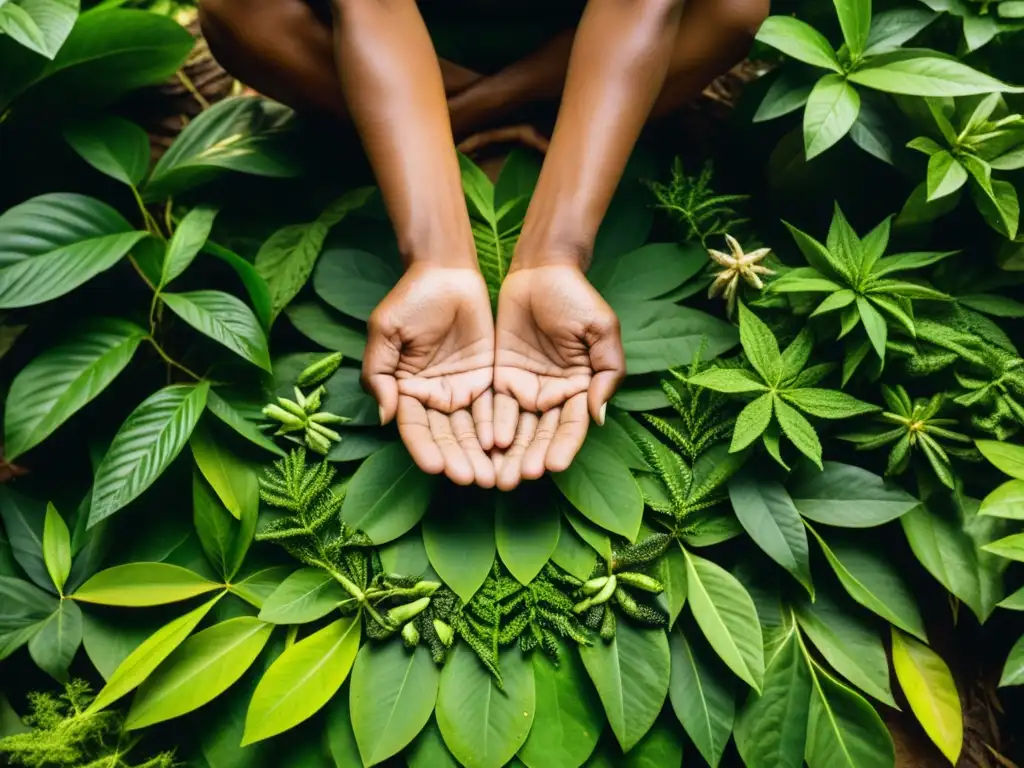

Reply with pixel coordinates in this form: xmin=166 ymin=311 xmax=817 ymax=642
xmin=72 ymin=563 xmax=220 ymax=606
xmin=669 ymin=625 xmax=735 ymax=767
xmin=891 ymin=629 xmax=962 ymax=764
xmin=162 ymin=291 xmax=271 ymax=371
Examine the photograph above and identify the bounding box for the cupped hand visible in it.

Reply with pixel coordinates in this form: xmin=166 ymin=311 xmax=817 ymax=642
xmin=362 ymin=264 xmax=496 ymax=487
xmin=492 ymin=264 xmax=626 ymax=489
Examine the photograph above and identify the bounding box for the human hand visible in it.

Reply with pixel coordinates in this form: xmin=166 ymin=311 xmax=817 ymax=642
xmin=362 ymin=264 xmax=496 ymax=487
xmin=491 ymin=264 xmax=626 ymax=489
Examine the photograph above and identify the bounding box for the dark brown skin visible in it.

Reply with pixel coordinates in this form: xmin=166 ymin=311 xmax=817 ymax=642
xmin=200 ymin=0 xmax=769 ymax=489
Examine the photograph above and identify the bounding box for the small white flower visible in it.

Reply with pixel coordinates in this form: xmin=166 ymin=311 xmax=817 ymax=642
xmin=707 ymin=234 xmax=774 ymax=316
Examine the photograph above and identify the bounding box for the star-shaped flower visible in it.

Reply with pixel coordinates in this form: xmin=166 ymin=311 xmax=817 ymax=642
xmin=707 ymin=234 xmax=774 ymax=315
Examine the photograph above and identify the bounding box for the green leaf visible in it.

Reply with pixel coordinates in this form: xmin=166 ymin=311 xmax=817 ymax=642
xmin=871 ymin=250 xmax=957 ymax=277
xmin=1000 ymin=634 xmax=1024 ymax=687
xmin=42 ymin=503 xmax=70 ymax=594
xmin=193 ymin=472 xmax=238 ymax=581
xmin=324 ymin=683 xmax=363 ymax=768
xmin=730 ymin=393 xmax=774 ymax=452
xmin=733 ymin=625 xmax=810 ymax=768
xmin=88 ymin=593 xmax=222 ymax=713
xmin=550 ymin=519 xmax=599 ymax=582
xmin=580 ymin=622 xmax=670 ymax=752
xmin=804 ymin=74 xmax=861 ymax=159
xmin=258 ymin=568 xmax=343 ymax=625
xmin=755 ymin=16 xmax=842 ymax=72
xmin=1000 ymin=587 xmax=1024 ymax=611
xmin=423 ymin=498 xmax=494 ymax=604
xmin=926 ymin=151 xmax=968 ymax=200
xmin=4 ymin=317 xmax=145 ymax=460
xmin=519 ymin=639 xmax=604 ymax=768
xmin=0 ymin=488 xmax=50 ymax=590
xmin=126 ymin=617 xmax=272 ymax=729
xmin=0 ymin=576 xmax=58 ymax=633
xmin=684 ymin=549 xmax=764 ymax=691
xmin=668 ymin=625 xmax=735 ymax=767
xmin=161 ymin=205 xmax=218 ymax=288
xmin=863 ymin=8 xmax=938 ymax=56
xmin=190 ymin=419 xmax=259 ymax=521
xmin=891 ymin=629 xmax=962 ymax=764
xmin=854 ymin=297 xmax=886 ymax=361
xmin=228 ymin=566 xmax=291 ymax=611
xmin=977 ymin=439 xmax=1024 ymax=479
xmin=314 ymin=247 xmax=401 ymax=323
xmin=242 ymin=615 xmax=360 ymax=744
xmin=834 ymin=0 xmax=871 ymax=55
xmin=27 ymin=599 xmax=82 ymax=682
xmin=809 ymin=527 xmax=927 ymax=641
xmin=162 ymin=290 xmax=271 ymax=371
xmin=610 ymin=386 xmax=671 ymax=412
xmin=959 ymin=294 xmax=1024 ymax=318
xmin=436 ymin=643 xmax=535 ymax=768
xmin=342 ymin=442 xmax=435 ymax=544
xmin=202 ymin=241 xmax=274 ymax=333
xmin=590 ymin=243 xmax=706 ymax=305
xmin=89 ymin=382 xmax=209 ymax=527
xmin=686 ymin=368 xmax=768 ymax=393
xmin=738 ymin=303 xmax=782 ymax=385
xmin=407 ymin=718 xmax=459 ymax=768
xmin=729 ymin=475 xmax=812 ymax=594
xmin=805 ymin=662 xmax=895 ymax=768
xmin=848 ymin=53 xmax=1023 ymax=96
xmin=980 ymin=480 xmax=1024 ymax=519
xmin=207 ymin=390 xmax=286 ymax=457
xmin=983 ymin=532 xmax=1024 ymax=561
xmin=795 ymin=591 xmax=895 ymax=707
xmin=72 ymin=562 xmax=220 ymax=606
xmin=0 ymin=193 xmax=146 ymax=308
xmin=654 ymin=541 xmax=687 ymax=627
xmin=285 ymin=302 xmax=367 ymax=361
xmin=0 ymin=0 xmax=77 ymax=59
xmin=782 ymin=389 xmax=879 ymax=419
xmin=255 ymin=189 xmax=373 ymax=323
xmin=495 ymin=490 xmax=560 ymax=584
xmin=617 ymin=301 xmax=737 ymax=375
xmin=63 ymin=116 xmax=149 ymax=186
xmin=755 ymin=71 xmax=814 ymax=122
xmin=145 ymin=97 xmax=299 ymax=201
xmin=350 ymin=641 xmax=439 ymax=766
xmin=773 ymin=396 xmax=822 ymax=469
xmin=552 ymin=435 xmax=643 ymax=540
xmin=790 ymin=461 xmax=919 ymax=527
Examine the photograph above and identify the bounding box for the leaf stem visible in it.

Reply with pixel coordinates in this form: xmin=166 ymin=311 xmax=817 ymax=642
xmin=164 ymin=198 xmax=175 ymax=235
xmin=129 ymin=184 xmax=165 ymax=239
xmin=145 ymin=337 xmax=202 ymax=381
xmin=127 ymin=256 xmax=157 ymax=292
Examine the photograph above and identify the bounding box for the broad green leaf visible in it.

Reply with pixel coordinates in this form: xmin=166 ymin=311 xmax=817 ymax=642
xmin=202 ymin=241 xmax=274 ymax=332
xmin=0 ymin=576 xmax=57 ymax=632
xmin=959 ymin=294 xmax=1024 ymax=318
xmin=1000 ymin=634 xmax=1024 ymax=687
xmin=834 ymin=0 xmax=871 ymax=55
xmin=926 ymin=151 xmax=967 ymax=200
xmin=980 ymin=479 xmax=1024 ymax=519
xmin=519 ymin=640 xmax=604 ymax=768
xmin=590 ymin=243 xmax=706 ymax=305
xmin=848 ymin=53 xmax=1023 ymax=96
xmin=624 ymin=716 xmax=685 ymax=768
xmin=161 ymin=205 xmax=218 ymax=288
xmin=795 ymin=591 xmax=895 ymax=707
xmin=258 ymin=568 xmax=343 ymax=625
xmin=983 ymin=532 xmax=1024 ymax=561
xmin=733 ymin=626 xmax=810 ymax=768
xmin=668 ymin=626 xmax=735 ymax=767
xmin=190 ymin=419 xmax=259 ymax=521
xmin=407 ymin=718 xmax=459 ymax=768
xmin=617 ymin=300 xmax=737 ymax=375
xmin=856 ymin=296 xmax=887 ymax=359
xmin=0 ymin=0 xmax=77 ymax=59
xmin=63 ymin=116 xmax=149 ymax=186
xmin=423 ymin=498 xmax=494 ymax=604
xmin=729 ymin=475 xmax=812 ymax=594
xmin=809 ymin=527 xmax=927 ymax=641
xmin=0 ymin=489 xmax=50 ymax=591
xmin=342 ymin=442 xmax=435 ymax=544
xmin=4 ymin=318 xmax=145 ymax=460
xmin=88 ymin=593 xmax=222 ymax=713
xmin=145 ymin=97 xmax=299 ymax=201
xmin=126 ymin=617 xmax=272 ymax=729
xmin=436 ymin=643 xmax=535 ymax=768
xmin=228 ymin=566 xmax=291 ymax=611
xmin=891 ymin=629 xmax=962 ymax=764
xmin=863 ymin=8 xmax=938 ymax=56
xmin=782 ymin=222 xmax=842 ymax=279
xmin=804 ymin=74 xmax=861 ymax=159
xmin=350 ymin=641 xmax=439 ymax=766
xmin=774 ymin=396 xmax=822 ymax=469
xmin=72 ymin=562 xmax=220 ymax=606
xmin=755 ymin=71 xmax=814 ymax=123
xmin=27 ymin=599 xmax=82 ymax=682
xmin=324 ymin=683 xmax=363 ymax=768
xmin=592 ymin=414 xmax=652 ymax=472
xmin=552 ymin=436 xmax=643 ymax=540
xmin=90 ymin=382 xmax=209 ymax=526
xmin=977 ymin=439 xmax=1024 ymax=479
xmin=805 ymin=662 xmax=895 ymax=768
xmin=755 ymin=16 xmax=842 ymax=72
xmin=255 ymin=189 xmax=373 ymax=322
xmin=377 ymin=529 xmax=429 ymax=578
xmin=550 ymin=520 xmax=599 ymax=582
xmin=684 ymin=549 xmax=764 ymax=691
xmin=565 ymin=509 xmax=613 ymax=564
xmin=460 ymin=153 xmax=496 ymax=221
xmin=314 ymin=247 xmax=401 ymax=322
xmin=162 ymin=291 xmax=271 ymax=371
xmin=730 ymin=393 xmax=773 ymax=452
xmin=999 ymin=586 xmax=1024 ymax=611
xmin=42 ymin=503 xmax=70 ymax=594
xmin=285 ymin=302 xmax=367 ymax=361
xmin=193 ymin=472 xmax=237 ymax=581
xmin=495 ymin=490 xmax=560 ymax=585
xmin=242 ymin=615 xmax=360 ymax=744
xmin=781 ymin=389 xmax=878 ymax=419
xmin=0 ymin=193 xmax=146 ymax=308
xmin=790 ymin=461 xmax=919 ymax=527
xmin=686 ymin=368 xmax=768 ymax=393
xmin=80 ymin=612 xmax=156 ymax=681
xmin=206 ymin=390 xmax=286 ymax=457
xmin=579 ymin=622 xmax=670 ymax=751
xmin=654 ymin=541 xmax=687 ymax=627
xmin=738 ymin=303 xmax=781 ymax=385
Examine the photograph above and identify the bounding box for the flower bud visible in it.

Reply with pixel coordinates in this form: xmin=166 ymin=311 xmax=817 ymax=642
xmin=402 ymin=621 xmax=420 ymax=648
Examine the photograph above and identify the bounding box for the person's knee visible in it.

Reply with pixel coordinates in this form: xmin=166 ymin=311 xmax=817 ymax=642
xmin=716 ymin=0 xmax=770 ymax=40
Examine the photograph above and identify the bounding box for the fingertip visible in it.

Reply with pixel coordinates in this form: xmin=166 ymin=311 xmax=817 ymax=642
xmin=368 ymin=374 xmax=399 ymax=424
xmin=493 ymin=393 xmax=519 ymax=449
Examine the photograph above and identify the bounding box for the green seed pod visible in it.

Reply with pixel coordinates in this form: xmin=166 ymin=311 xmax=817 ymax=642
xmin=402 ymin=621 xmax=420 ymax=648
xmin=616 ymin=572 xmax=664 ymax=593
xmin=263 ymin=404 xmax=305 ymax=429
xmin=614 ymin=588 xmax=667 ymax=626
xmin=433 ymin=618 xmax=454 ymax=647
xmin=298 ymin=352 xmax=344 ymax=387
xmin=308 ymin=420 xmax=343 ymax=442
xmin=582 ymin=576 xmax=609 ymax=595
xmin=599 ymin=606 xmax=616 ymax=641
xmin=304 ymin=386 xmax=326 ymax=414
xmin=612 ymin=534 xmax=672 ymax=570
xmin=305 ymin=430 xmax=332 ymax=455
xmin=572 ymin=597 xmax=594 ymax=614
xmin=277 ymin=397 xmax=309 ymax=420
xmin=412 ymin=580 xmax=442 ymax=597
xmin=309 ymin=411 xmax=351 ymax=425
xmin=387 ymin=596 xmax=431 ymax=625
xmin=591 ymin=574 xmax=617 ymax=606
xmin=292 ymin=387 xmax=307 ymax=410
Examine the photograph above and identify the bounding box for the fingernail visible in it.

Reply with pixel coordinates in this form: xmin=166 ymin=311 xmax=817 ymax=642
xmin=597 ymin=402 xmax=607 ymax=426
xmin=379 ymin=406 xmax=386 ymax=425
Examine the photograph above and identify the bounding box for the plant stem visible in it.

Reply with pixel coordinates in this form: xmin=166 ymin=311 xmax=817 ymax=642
xmin=164 ymin=198 xmax=174 ymax=235
xmin=177 ymin=70 xmax=211 ymax=111
xmin=146 ymin=337 xmax=202 ymax=381
xmin=128 ymin=256 xmax=157 ymax=293
xmin=130 ymin=184 xmax=165 ymax=239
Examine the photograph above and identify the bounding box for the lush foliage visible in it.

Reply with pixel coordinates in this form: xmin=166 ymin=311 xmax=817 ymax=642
xmin=1 ymin=0 xmax=1024 ymax=766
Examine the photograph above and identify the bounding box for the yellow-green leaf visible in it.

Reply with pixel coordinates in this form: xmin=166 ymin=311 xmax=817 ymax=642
xmin=42 ymin=503 xmax=70 ymax=594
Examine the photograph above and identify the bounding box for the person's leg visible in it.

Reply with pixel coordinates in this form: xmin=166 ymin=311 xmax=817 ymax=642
xmin=197 ymin=0 xmax=482 ymax=119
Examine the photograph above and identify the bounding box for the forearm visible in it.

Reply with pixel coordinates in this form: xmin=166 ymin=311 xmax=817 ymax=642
xmin=331 ymin=0 xmax=475 ymax=268
xmin=514 ymin=0 xmax=685 ymax=269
